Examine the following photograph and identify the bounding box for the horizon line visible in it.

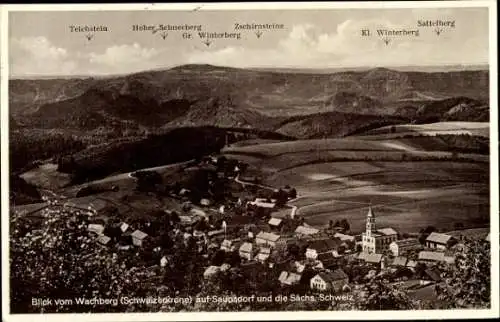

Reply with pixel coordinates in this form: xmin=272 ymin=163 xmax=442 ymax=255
xmin=9 ymin=62 xmax=490 ymax=79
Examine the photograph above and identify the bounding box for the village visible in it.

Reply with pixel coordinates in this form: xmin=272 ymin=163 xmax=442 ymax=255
xmin=15 ymin=154 xmax=491 ymax=309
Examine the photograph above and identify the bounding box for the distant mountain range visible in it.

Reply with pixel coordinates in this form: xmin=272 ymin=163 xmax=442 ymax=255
xmin=10 ymin=64 xmax=489 ymax=138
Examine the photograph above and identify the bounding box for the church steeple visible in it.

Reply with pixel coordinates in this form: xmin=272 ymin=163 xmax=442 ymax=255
xmin=366 ymin=205 xmax=376 ymax=236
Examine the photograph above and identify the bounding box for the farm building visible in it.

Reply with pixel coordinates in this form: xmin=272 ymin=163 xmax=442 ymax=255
xmin=310 ymin=269 xmax=349 ymax=292
xmin=268 ymin=217 xmax=283 ymax=230
xmin=317 ymin=252 xmax=337 ymax=269
xmin=96 ymin=235 xmax=111 ymax=246
xmin=239 ymin=242 xmax=254 ymax=261
xmin=334 ymin=232 xmax=355 ymax=243
xmin=295 ymin=225 xmax=320 ymax=237
xmin=256 ymin=231 xmax=281 ymax=248
xmin=278 ymin=271 xmax=302 ymax=286
xmin=131 ymin=230 xmax=148 ymax=247
xmin=207 ymin=229 xmax=225 ymax=238
xmin=306 ymin=238 xmax=341 ymax=259
xmin=358 ymin=252 xmax=383 ymax=266
xmin=391 ymin=256 xmax=408 ymax=267
xmin=418 ymin=251 xmax=446 ymax=264
xmin=389 ymin=238 xmax=422 ymax=256
xmin=425 ymin=232 xmax=456 ymax=250
xmin=88 ymin=224 xmax=105 ymax=235
xmin=361 ymin=206 xmax=397 ymax=254
xmin=248 ymin=199 xmax=276 ymax=209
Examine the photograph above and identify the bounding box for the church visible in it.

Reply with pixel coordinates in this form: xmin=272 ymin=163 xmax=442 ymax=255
xmin=361 ymin=206 xmax=397 ymax=254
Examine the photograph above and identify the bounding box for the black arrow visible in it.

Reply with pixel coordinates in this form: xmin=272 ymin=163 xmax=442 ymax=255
xmin=160 ymin=32 xmax=168 ymax=40
xmin=435 ymin=28 xmax=443 ymax=36
xmin=255 ymin=31 xmax=263 ymax=38
xmin=383 ymin=37 xmax=390 ymax=46
xmin=202 ymin=40 xmax=212 ymax=47
xmin=86 ymin=34 xmax=94 ymax=41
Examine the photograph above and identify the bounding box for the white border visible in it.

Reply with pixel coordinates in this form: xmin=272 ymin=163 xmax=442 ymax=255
xmin=1 ymin=1 xmax=498 ymax=321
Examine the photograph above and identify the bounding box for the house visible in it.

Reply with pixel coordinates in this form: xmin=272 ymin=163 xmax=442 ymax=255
xmin=295 ymin=225 xmax=320 ymax=237
xmin=221 ymin=239 xmax=238 ymax=252
xmin=306 ymin=238 xmax=341 ymax=259
xmin=256 ymin=247 xmax=271 ymax=263
xmin=256 ymin=231 xmax=281 ymax=248
xmin=317 ymin=252 xmax=337 ymax=269
xmin=96 ymin=235 xmax=111 ymax=246
xmin=361 ymin=207 xmax=398 ymax=254
xmin=207 ymin=229 xmax=225 ymax=238
xmin=389 ymin=238 xmax=422 ymax=257
xmin=160 ymin=256 xmax=169 ymax=267
xmin=310 ymin=269 xmax=349 ymax=292
xmin=203 ymin=265 xmax=220 ymax=279
xmin=111 ymin=222 xmax=129 ymax=233
xmin=248 ymin=199 xmax=276 ymax=209
xmin=358 ymin=252 xmax=383 ymax=265
xmin=334 ymin=232 xmax=355 ymax=243
xmin=131 ymin=230 xmax=148 ymax=247
xmin=278 ymin=271 xmax=302 ymax=286
xmin=88 ymin=224 xmax=105 ymax=235
xmin=239 ymin=242 xmax=254 ymax=261
xmin=418 ymin=251 xmax=446 ymax=264
xmin=485 ymin=233 xmax=490 ymax=242
xmin=391 ymin=256 xmax=408 ymax=267
xmin=268 ymin=217 xmax=283 ymax=230
xmin=425 ymin=232 xmax=455 ymax=250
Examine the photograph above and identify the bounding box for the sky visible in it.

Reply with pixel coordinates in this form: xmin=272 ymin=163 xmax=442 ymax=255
xmin=8 ymin=7 xmax=490 ymax=76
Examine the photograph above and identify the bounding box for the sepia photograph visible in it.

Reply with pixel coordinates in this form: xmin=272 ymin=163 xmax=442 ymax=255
xmin=1 ymin=1 xmax=498 ymax=321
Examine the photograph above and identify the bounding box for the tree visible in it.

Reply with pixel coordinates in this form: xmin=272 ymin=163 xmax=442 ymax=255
xmin=340 ymin=218 xmax=350 ymax=232
xmin=437 ymin=239 xmax=491 ymax=308
xmin=10 ymin=204 xmax=156 ymax=313
xmin=353 ymin=277 xmax=416 ymax=310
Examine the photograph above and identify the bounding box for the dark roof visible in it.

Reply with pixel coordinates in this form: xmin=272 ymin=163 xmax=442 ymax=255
xmin=317 ymin=269 xmax=348 ymax=283
xmin=424 ymin=267 xmax=442 ymax=282
xmin=308 ymin=238 xmax=341 ymax=253
xmin=392 ymin=238 xmax=420 ymax=248
xmin=317 ymin=252 xmax=336 ymax=267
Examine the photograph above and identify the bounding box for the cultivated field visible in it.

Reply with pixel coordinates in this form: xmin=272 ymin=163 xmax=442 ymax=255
xmin=224 ymin=137 xmax=490 ymax=234
xmin=355 ymin=121 xmax=490 ymax=139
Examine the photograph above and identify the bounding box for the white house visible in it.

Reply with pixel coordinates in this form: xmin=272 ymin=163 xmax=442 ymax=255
xmin=88 ymin=224 xmax=105 ymax=235
xmin=131 ymin=230 xmax=148 ymax=247
xmin=310 ymin=269 xmax=349 ymax=292
xmin=239 ymin=242 xmax=254 ymax=261
xmin=256 ymin=231 xmax=281 ymax=248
